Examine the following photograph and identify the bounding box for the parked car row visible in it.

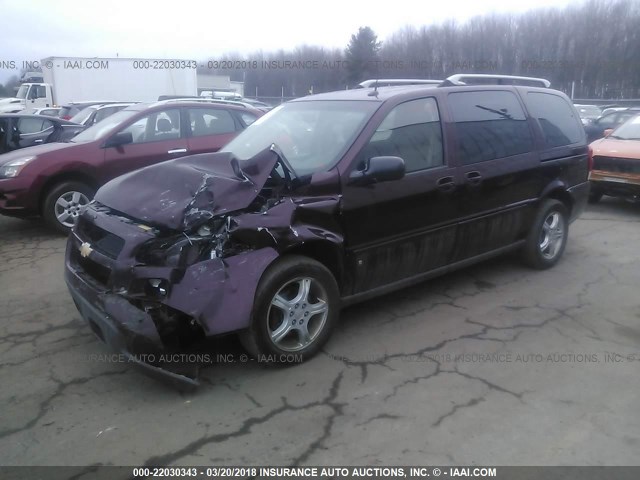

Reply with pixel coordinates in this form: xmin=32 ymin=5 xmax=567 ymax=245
xmin=585 ymin=108 xmax=640 ymax=142
xmin=0 ymin=99 xmax=262 ymax=232
xmin=573 ymin=103 xmax=640 ymax=142
xmin=574 ymin=104 xmax=602 ymax=125
xmin=61 ymin=74 xmax=591 ymax=388
xmin=572 ymin=103 xmax=640 ymax=204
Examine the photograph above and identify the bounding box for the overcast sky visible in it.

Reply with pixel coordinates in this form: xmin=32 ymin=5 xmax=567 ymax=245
xmin=0 ymin=0 xmax=579 ymax=83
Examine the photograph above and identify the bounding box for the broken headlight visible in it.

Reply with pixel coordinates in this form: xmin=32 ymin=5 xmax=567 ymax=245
xmin=136 ymin=218 xmax=231 ymax=267
xmin=136 ymin=235 xmax=203 ymax=267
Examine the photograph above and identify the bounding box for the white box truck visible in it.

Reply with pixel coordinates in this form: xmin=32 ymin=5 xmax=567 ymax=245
xmin=0 ymin=57 xmax=198 ymax=113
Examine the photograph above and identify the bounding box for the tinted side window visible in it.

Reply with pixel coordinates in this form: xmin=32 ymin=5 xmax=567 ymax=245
xmin=526 ymin=92 xmax=583 ymax=147
xmin=120 ymin=109 xmax=181 ymax=144
xmin=18 ymin=118 xmax=53 ymax=134
xmin=596 ymin=113 xmax=616 ymax=127
xmin=449 ymin=91 xmax=533 ymax=165
xmin=360 ymin=98 xmax=443 ymax=173
xmin=94 ymin=106 xmax=122 ymax=124
xmin=239 ymin=112 xmax=258 ymax=126
xmin=188 ymin=108 xmax=236 ymax=137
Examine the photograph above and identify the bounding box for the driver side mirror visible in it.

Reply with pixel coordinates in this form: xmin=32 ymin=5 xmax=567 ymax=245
xmin=603 ymin=128 xmax=614 ymax=137
xmin=104 ymin=131 xmax=133 ymax=148
xmin=348 ymin=156 xmax=405 ymax=186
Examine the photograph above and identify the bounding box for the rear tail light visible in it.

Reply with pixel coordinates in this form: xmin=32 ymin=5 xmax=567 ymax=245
xmin=587 ymin=145 xmax=594 ymax=172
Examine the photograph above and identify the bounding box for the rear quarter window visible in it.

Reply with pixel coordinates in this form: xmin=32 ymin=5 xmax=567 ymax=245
xmin=449 ymin=90 xmax=533 ymax=165
xmin=526 ymin=92 xmax=584 ymax=148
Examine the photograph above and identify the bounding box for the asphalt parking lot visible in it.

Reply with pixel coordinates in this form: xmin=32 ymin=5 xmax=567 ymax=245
xmin=1 ymin=199 xmax=639 ymax=468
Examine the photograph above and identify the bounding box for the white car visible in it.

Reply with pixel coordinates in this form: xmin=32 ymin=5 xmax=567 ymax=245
xmin=20 ymin=107 xmax=62 ymax=117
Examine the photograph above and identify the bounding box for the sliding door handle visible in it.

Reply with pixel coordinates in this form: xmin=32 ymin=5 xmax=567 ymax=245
xmin=465 ymin=171 xmax=483 ymax=185
xmin=436 ymin=176 xmax=456 ymax=193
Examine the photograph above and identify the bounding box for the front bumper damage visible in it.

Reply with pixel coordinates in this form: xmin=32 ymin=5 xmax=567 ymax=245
xmin=65 ymin=202 xmax=341 ymax=388
xmin=64 ymin=207 xmax=279 ymax=390
xmin=64 ymin=148 xmax=343 ymax=389
xmin=66 ymin=275 xmax=201 ymax=390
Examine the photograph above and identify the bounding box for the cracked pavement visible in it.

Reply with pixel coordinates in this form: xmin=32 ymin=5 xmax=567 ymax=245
xmin=1 ymin=199 xmax=639 ymax=467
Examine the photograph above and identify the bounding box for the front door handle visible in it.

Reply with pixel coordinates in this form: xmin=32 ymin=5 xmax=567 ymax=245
xmin=167 ymin=148 xmax=187 ymax=154
xmin=436 ymin=176 xmax=456 ymax=193
xmin=465 ymin=171 xmax=483 ymax=186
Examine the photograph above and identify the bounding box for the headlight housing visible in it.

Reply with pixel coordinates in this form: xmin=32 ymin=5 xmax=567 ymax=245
xmin=136 ymin=218 xmax=235 ymax=267
xmin=0 ymin=156 xmax=36 ymax=178
xmin=136 ymin=235 xmax=203 ymax=267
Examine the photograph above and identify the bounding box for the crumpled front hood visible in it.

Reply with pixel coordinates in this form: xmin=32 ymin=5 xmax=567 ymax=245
xmin=94 ymin=149 xmax=279 ymax=231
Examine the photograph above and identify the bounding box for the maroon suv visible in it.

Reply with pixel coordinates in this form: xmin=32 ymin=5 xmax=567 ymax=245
xmin=0 ymin=100 xmax=261 ymax=232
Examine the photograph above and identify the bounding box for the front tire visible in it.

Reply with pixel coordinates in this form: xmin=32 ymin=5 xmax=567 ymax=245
xmin=42 ymin=181 xmax=94 ymax=234
xmin=239 ymin=255 xmax=339 ymax=364
xmin=522 ymin=199 xmax=568 ymax=270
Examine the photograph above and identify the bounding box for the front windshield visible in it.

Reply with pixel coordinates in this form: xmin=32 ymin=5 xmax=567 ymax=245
xmin=222 ymin=100 xmax=378 ymax=176
xmin=16 ymin=85 xmax=28 ymax=99
xmin=71 ymin=109 xmax=138 ymax=142
xmin=71 ymin=107 xmax=97 ymax=125
xmin=610 ymin=115 xmax=640 ymax=140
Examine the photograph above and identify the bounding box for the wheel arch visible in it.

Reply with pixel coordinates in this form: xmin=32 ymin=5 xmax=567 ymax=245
xmin=39 ymin=171 xmax=100 ymax=214
xmin=539 ymin=180 xmax=573 ymax=217
xmin=280 ymin=241 xmax=345 ymax=295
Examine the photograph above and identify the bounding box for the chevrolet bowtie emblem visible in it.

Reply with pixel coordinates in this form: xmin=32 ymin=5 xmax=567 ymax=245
xmin=80 ymin=242 xmax=93 ymax=258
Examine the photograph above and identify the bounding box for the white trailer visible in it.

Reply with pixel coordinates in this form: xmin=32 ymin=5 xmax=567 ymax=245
xmin=0 ymin=57 xmax=198 ymax=113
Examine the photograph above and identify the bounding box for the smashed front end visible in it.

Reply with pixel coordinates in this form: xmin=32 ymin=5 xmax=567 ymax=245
xmin=64 ymin=149 xmax=342 ymax=389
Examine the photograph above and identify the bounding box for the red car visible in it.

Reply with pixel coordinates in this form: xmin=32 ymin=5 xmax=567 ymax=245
xmin=0 ymin=100 xmax=262 ymax=232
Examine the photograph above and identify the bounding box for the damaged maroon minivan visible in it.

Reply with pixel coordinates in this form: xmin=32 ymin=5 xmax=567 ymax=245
xmin=65 ymin=74 xmax=591 ymax=388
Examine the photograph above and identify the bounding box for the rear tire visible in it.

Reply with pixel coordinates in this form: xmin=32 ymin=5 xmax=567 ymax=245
xmin=522 ymin=199 xmax=568 ymax=270
xmin=42 ymin=181 xmax=95 ymax=234
xmin=239 ymin=255 xmax=339 ymax=365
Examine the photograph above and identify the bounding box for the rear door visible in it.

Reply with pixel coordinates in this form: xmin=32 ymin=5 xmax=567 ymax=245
xmin=102 ymin=107 xmax=188 ymax=180
xmin=447 ymin=89 xmax=540 ymax=260
xmin=340 ymin=96 xmax=461 ymax=295
xmin=16 ymin=117 xmax=56 ymax=148
xmin=523 ymin=90 xmax=589 ymax=192
xmin=185 ymin=107 xmax=240 ymax=155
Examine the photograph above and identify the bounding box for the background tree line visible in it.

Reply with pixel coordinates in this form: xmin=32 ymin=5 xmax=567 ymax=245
xmin=206 ymin=0 xmax=640 ymax=101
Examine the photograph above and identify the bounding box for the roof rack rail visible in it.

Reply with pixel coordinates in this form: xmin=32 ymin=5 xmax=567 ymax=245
xmin=440 ymin=74 xmax=551 ymax=88
xmin=357 ymin=79 xmax=443 ymax=89
xmin=155 ymin=97 xmax=249 ymax=108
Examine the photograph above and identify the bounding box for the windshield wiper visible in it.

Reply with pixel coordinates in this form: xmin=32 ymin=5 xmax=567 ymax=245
xmin=475 ymin=104 xmax=513 ymax=120
xmin=608 ymin=134 xmax=623 ymax=139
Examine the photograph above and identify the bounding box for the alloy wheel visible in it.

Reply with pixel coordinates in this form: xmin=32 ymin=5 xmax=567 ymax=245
xmin=267 ymin=276 xmax=329 ymax=352
xmin=539 ymin=211 xmax=565 ymax=260
xmin=54 ymin=191 xmax=90 ymax=228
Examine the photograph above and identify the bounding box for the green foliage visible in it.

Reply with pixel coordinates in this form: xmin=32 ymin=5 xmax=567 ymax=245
xmin=344 ymin=26 xmax=382 ymax=84
xmin=206 ymin=0 xmax=640 ymax=99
